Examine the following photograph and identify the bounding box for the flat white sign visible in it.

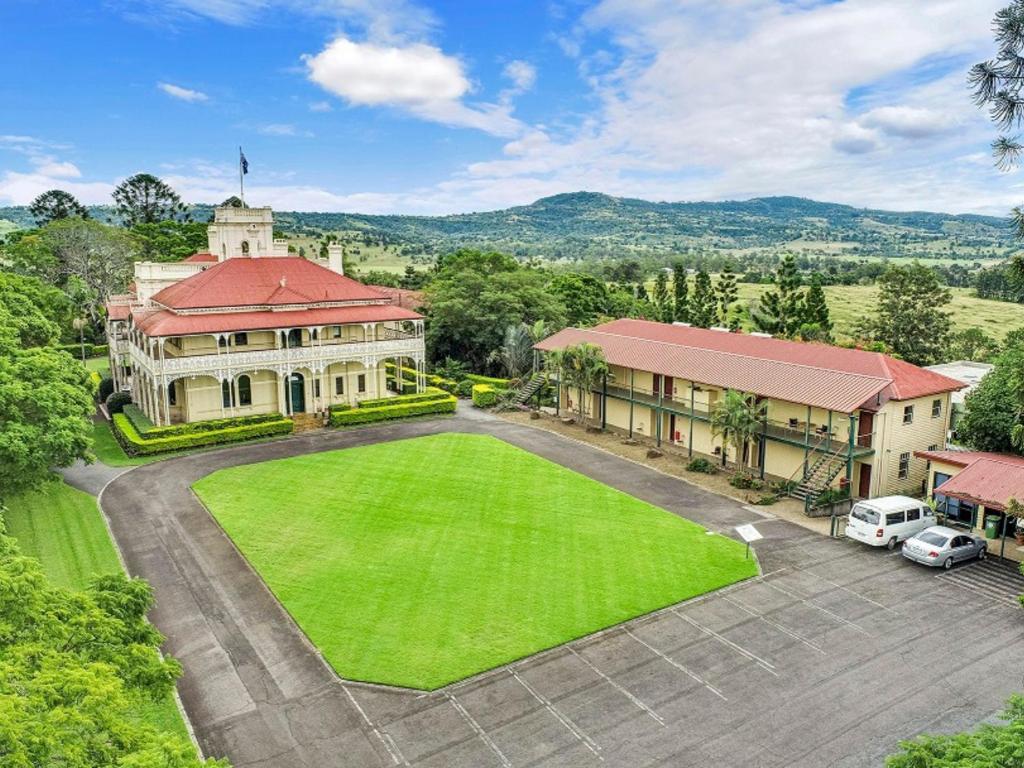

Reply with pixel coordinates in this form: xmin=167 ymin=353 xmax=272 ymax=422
xmin=735 ymin=524 xmax=763 ymax=543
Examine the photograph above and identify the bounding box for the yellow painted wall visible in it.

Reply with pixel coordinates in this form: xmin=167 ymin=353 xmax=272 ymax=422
xmin=874 ymin=393 xmax=951 ymax=496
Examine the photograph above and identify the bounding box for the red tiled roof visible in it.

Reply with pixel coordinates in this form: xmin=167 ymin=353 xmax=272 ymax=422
xmin=368 ymin=285 xmax=426 ymax=311
xmin=914 ymin=450 xmax=1024 ymax=468
xmin=535 ymin=319 xmax=963 ymax=413
xmin=152 ymin=256 xmax=388 ymax=309
xmin=106 ymin=303 xmax=131 ymax=321
xmin=183 ymin=252 xmax=218 ymax=263
xmin=132 ymin=303 xmax=422 ymax=337
xmin=933 ymin=457 xmax=1024 ymax=511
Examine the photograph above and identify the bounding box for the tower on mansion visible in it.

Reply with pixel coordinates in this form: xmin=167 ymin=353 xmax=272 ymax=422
xmin=106 ymin=206 xmax=426 ymax=426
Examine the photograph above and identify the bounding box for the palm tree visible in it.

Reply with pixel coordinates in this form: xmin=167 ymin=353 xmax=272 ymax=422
xmin=710 ymin=390 xmax=767 ymax=470
xmin=560 ymin=343 xmax=609 ymax=427
xmin=487 ymin=323 xmax=534 ymax=380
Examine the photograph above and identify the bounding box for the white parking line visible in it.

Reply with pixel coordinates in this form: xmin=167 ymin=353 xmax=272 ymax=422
xmin=623 ymin=628 xmax=727 ymax=701
xmin=765 ymin=581 xmax=871 ymax=636
xmin=445 ymin=692 xmax=513 ymax=768
xmin=509 ymin=669 xmax=603 ymax=761
xmin=671 ymin=609 xmax=778 ymax=676
xmin=723 ymin=595 xmax=827 ymax=656
xmin=567 ymin=647 xmax=665 ymax=726
xmin=341 ymin=684 xmax=407 ymax=766
xmin=784 ymin=572 xmax=902 ymax=616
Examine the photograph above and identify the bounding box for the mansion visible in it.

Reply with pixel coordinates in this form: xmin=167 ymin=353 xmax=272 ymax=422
xmin=106 ymin=206 xmax=426 ymax=425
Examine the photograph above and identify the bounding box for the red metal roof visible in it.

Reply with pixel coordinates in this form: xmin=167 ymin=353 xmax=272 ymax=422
xmin=914 ymin=450 xmax=1024 ymax=468
xmin=132 ymin=303 xmax=422 ymax=337
xmin=152 ymin=256 xmax=388 ymax=309
xmin=367 ymin=285 xmax=426 ymax=311
xmin=535 ymin=319 xmax=963 ymax=413
xmin=106 ymin=303 xmax=131 ymax=321
xmin=183 ymin=252 xmax=218 ymax=263
xmin=933 ymin=457 xmax=1024 ymax=511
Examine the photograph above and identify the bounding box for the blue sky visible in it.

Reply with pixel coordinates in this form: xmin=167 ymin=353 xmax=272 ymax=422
xmin=1 ymin=0 xmax=1021 ymax=215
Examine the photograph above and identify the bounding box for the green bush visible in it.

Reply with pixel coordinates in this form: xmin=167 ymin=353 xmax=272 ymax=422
xmin=465 ymin=373 xmax=511 ymax=389
xmin=143 ymin=411 xmax=286 ymax=439
xmin=92 ymin=344 xmax=109 ymax=356
xmin=455 ymin=379 xmax=474 ymax=398
xmin=812 ymin=486 xmax=850 ymax=508
xmin=686 ymin=457 xmax=717 ymax=474
xmin=112 ymin=412 xmax=293 ymax=456
xmin=89 ymin=370 xmax=102 ymax=393
xmin=353 ymin=388 xmax=451 ymax=410
xmin=329 ymin=395 xmax=456 ymax=427
xmin=105 ymin=391 xmax=131 ymax=414
xmin=471 ymin=384 xmax=498 ymax=408
xmin=728 ymin=473 xmax=765 ymax=491
xmin=122 ymin=404 xmax=155 ymax=435
xmin=753 ymin=494 xmax=779 ymax=506
xmin=98 ymin=376 xmax=115 ymax=402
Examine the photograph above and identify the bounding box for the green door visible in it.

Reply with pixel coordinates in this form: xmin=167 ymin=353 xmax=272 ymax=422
xmin=288 ymin=373 xmax=305 ymax=413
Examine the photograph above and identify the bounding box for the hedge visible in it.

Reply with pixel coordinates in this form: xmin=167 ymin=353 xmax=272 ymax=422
xmin=54 ymin=342 xmax=109 ymax=357
xmin=112 ymin=412 xmax=293 ymax=456
xmin=329 ymin=395 xmax=456 ymax=427
xmin=352 ymin=387 xmax=451 ymax=410
xmin=383 ymin=362 xmax=459 ymax=393
xmin=471 ymin=384 xmax=498 ymax=408
xmin=140 ymin=411 xmax=287 ymax=439
xmin=122 ymin=404 xmax=155 ymax=435
xmin=89 ymin=371 xmax=102 ymax=394
xmin=465 ymin=373 xmax=511 ymax=389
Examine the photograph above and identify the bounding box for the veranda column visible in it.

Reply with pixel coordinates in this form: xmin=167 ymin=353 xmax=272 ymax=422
xmin=276 ymin=372 xmax=287 ymax=416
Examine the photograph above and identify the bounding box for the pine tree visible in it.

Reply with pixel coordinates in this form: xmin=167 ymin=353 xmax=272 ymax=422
xmin=653 ymin=270 xmax=672 ymax=322
xmin=690 ymin=269 xmax=716 ymax=328
xmin=715 ymin=263 xmax=739 ymax=328
xmin=672 ymin=262 xmax=689 ymax=322
xmin=800 ymin=272 xmax=832 ymax=339
xmin=750 ymin=253 xmax=804 ymax=336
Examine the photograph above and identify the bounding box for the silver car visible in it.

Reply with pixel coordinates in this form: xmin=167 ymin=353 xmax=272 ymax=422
xmin=901 ymin=525 xmax=987 ymax=570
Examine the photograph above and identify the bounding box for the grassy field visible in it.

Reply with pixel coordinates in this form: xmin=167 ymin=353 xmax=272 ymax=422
xmin=91 ymin=420 xmax=158 ymax=466
xmin=3 ymin=481 xmax=191 ymax=740
xmin=736 ymin=283 xmax=1024 ymax=341
xmin=194 ymin=433 xmax=757 ymax=690
xmin=83 ymin=356 xmax=109 ymax=375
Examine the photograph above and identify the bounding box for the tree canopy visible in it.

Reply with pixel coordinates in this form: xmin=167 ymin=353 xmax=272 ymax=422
xmin=112 ymin=173 xmax=187 ymax=226
xmin=956 ymin=329 xmax=1024 ymax=453
xmin=28 ymin=189 xmax=89 ymax=226
xmin=860 ymin=262 xmax=952 ymax=366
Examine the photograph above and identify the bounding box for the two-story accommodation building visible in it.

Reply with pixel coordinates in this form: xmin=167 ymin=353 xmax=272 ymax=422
xmin=106 ymin=206 xmax=426 ymax=426
xmin=536 ymin=319 xmax=964 ymax=499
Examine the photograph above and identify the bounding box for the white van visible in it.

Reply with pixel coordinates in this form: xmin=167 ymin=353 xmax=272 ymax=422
xmin=846 ymin=496 xmax=936 ymax=550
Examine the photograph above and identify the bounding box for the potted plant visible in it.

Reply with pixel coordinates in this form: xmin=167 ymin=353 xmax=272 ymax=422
xmin=1007 ymin=499 xmax=1024 ymax=545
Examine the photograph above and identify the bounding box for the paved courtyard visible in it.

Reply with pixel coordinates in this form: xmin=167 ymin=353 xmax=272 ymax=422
xmin=96 ymin=408 xmax=1024 ymax=767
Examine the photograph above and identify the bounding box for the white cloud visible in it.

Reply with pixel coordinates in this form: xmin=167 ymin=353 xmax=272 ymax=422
xmin=157 ymin=82 xmax=209 ymax=102
xmin=258 ymin=123 xmax=301 ymax=136
xmin=304 ymin=36 xmax=523 ymax=137
xmin=32 ymin=160 xmax=82 ymax=178
xmin=860 ymin=105 xmax=957 ymax=139
xmin=309 ymin=100 xmax=333 ymax=112
xmin=832 ymin=124 xmax=881 ymax=155
xmin=503 ymin=60 xmax=537 ymax=92
xmin=0 ymin=171 xmax=113 ymax=206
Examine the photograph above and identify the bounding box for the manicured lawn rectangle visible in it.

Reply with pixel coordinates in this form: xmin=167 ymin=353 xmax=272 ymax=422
xmin=3 ymin=481 xmax=191 ymax=743
xmin=193 ymin=433 xmax=757 ymax=690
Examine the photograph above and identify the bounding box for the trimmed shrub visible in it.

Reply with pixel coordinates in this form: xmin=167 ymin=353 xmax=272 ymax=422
xmin=729 ymin=473 xmax=765 ymax=491
xmin=143 ymin=412 xmax=286 ymax=439
xmin=353 ymin=388 xmax=450 ymax=410
xmin=122 ymin=404 xmax=155 ymax=436
xmin=471 ymin=384 xmax=498 ymax=408
xmin=112 ymin=412 xmax=293 ymax=456
xmin=455 ymin=379 xmax=474 ymax=398
xmin=329 ymin=395 xmax=456 ymax=427
xmin=89 ymin=370 xmax=102 ymax=393
xmin=92 ymin=344 xmax=109 ymax=356
xmin=686 ymin=457 xmax=717 ymax=475
xmin=105 ymin=391 xmax=132 ymax=414
xmin=98 ymin=376 xmax=115 ymax=402
xmin=465 ymin=373 xmax=511 ymax=389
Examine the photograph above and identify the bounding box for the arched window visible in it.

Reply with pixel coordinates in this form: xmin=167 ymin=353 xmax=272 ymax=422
xmin=287 ymin=329 xmax=302 ymax=348
xmin=218 ymin=335 xmax=228 ymax=348
xmin=241 ymin=240 xmax=250 ymax=255
xmin=222 ymin=380 xmax=233 ymax=408
xmin=237 ymin=375 xmax=252 ymax=406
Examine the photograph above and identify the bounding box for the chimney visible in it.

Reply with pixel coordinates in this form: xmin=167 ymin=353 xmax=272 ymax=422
xmin=327 ymin=243 xmax=344 ymax=275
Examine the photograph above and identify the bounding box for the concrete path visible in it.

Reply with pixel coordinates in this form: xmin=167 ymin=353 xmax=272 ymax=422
xmin=98 ymin=409 xmax=1024 ymax=767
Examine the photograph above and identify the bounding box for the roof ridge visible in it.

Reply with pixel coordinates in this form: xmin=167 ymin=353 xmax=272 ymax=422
xmin=582 ymin=327 xmax=893 ymax=384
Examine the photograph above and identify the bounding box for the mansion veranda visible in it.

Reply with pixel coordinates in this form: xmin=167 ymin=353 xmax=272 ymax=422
xmin=118 ymin=320 xmax=426 ymax=426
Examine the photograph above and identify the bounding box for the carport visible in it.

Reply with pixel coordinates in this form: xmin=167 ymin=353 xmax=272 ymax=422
xmin=929 ymin=456 xmax=1024 ymax=562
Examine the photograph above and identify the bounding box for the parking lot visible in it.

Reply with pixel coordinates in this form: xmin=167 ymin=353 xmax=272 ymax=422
xmin=343 ymin=533 xmax=1024 ymax=768
xmin=99 ymin=413 xmax=1024 ymax=767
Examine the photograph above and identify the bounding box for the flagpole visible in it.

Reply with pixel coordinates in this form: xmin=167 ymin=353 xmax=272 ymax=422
xmin=238 ymin=146 xmax=245 ymax=206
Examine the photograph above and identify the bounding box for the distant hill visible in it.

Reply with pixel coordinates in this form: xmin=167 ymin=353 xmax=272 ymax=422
xmin=1 ymin=193 xmax=1016 ymax=261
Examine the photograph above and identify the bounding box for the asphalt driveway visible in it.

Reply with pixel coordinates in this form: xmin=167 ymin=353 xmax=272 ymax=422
xmin=98 ymin=409 xmax=1024 ymax=767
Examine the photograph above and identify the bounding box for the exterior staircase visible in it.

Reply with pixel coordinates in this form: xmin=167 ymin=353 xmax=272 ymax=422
xmin=512 ymin=373 xmax=547 ymax=406
xmin=791 ymin=450 xmax=847 ymax=504
xmin=291 ymin=412 xmax=324 ymax=433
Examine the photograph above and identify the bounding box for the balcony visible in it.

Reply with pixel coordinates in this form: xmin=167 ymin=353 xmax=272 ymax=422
xmin=130 ymin=334 xmax=424 ymax=379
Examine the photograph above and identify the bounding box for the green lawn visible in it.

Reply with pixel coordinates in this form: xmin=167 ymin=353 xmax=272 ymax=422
xmin=3 ymin=481 xmax=191 ymax=742
xmin=91 ymin=420 xmax=157 ymax=466
xmin=194 ymin=433 xmax=757 ymax=690
xmin=83 ymin=356 xmax=109 ymax=375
